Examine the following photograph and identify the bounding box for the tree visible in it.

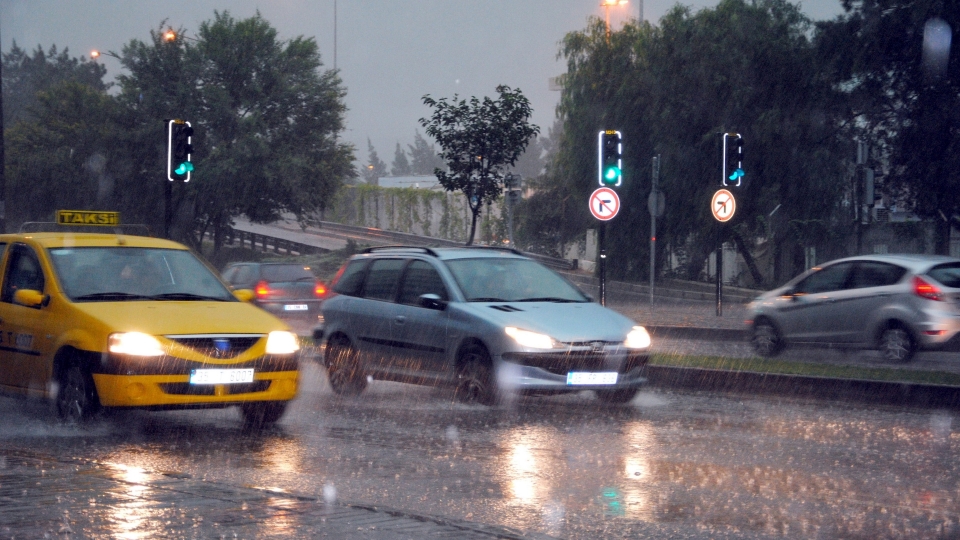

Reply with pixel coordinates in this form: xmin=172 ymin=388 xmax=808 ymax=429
xmin=2 ymin=43 xmax=107 ymax=126
xmin=363 ymin=138 xmax=387 ymax=184
xmin=817 ymin=0 xmax=960 ymax=254
xmin=391 ymin=142 xmax=411 ymax=176
xmin=113 ymin=12 xmax=354 ymax=249
xmin=419 ymin=85 xmax=539 ymax=245
xmin=408 ymin=130 xmax=445 ymax=175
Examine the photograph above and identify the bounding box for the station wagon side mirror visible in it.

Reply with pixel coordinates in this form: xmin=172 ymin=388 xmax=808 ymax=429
xmin=419 ymin=293 xmax=447 ymax=310
xmin=233 ymin=289 xmax=255 ymax=302
xmin=13 ymin=289 xmax=46 ymax=308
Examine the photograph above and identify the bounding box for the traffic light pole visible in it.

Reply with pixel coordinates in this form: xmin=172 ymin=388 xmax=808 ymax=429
xmin=598 ymin=223 xmax=607 ymax=306
xmin=164 ymin=180 xmax=172 ymax=239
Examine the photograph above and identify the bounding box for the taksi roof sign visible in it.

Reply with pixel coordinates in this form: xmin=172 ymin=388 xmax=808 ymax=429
xmin=589 ymin=187 xmax=620 ymax=221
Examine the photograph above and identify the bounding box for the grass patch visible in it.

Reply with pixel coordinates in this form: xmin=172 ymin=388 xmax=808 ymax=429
xmin=650 ymin=353 xmax=960 ymax=387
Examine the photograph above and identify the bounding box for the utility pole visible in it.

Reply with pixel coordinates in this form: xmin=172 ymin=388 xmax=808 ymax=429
xmin=649 ymin=155 xmax=661 ymax=304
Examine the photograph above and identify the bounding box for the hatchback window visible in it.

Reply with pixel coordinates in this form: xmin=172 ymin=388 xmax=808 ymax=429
xmin=398 ymin=260 xmax=449 ymax=305
xmin=445 ymin=257 xmax=588 ymax=302
xmin=261 ymin=264 xmax=314 ymax=282
xmin=794 ymin=262 xmax=853 ymax=294
xmin=928 ymin=262 xmax=960 ymax=288
xmin=362 ymin=259 xmax=405 ymax=301
xmin=848 ymin=262 xmax=906 ymax=289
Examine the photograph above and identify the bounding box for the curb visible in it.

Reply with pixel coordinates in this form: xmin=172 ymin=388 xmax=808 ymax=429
xmin=645 ymin=365 xmax=960 ymax=409
xmin=647 ymin=325 xmax=746 ymax=342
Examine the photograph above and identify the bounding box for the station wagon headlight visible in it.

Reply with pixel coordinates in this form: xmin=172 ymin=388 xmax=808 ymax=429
xmin=505 ymin=327 xmax=555 ymax=349
xmin=624 ymin=326 xmax=651 ymax=349
xmin=266 ymin=331 xmax=300 ymax=355
xmin=108 ymin=332 xmax=164 ymax=357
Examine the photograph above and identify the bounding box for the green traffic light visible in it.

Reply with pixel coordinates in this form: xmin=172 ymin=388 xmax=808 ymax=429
xmin=174 ymin=162 xmax=194 ymax=175
xmin=603 ymin=165 xmax=621 ymax=184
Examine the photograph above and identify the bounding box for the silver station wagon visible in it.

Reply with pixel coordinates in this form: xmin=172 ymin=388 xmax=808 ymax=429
xmin=747 ymin=254 xmax=960 ymax=362
xmin=313 ymin=246 xmax=651 ymax=405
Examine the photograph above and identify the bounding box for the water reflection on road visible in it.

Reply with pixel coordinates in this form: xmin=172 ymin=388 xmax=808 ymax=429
xmin=1 ymin=361 xmax=958 ymax=538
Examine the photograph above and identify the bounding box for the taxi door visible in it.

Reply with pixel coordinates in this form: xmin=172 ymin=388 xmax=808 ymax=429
xmin=0 ymin=243 xmax=55 ymax=396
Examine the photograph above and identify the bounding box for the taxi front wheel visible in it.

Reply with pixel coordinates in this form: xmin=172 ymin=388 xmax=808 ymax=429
xmin=56 ymin=366 xmax=100 ymax=424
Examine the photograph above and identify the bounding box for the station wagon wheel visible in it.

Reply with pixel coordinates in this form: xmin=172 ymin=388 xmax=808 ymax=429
xmin=879 ymin=325 xmax=915 ymax=363
xmin=240 ymin=401 xmax=288 ymax=429
xmin=455 ymin=344 xmax=499 ymax=406
xmin=752 ymin=319 xmax=783 ymax=358
xmin=326 ymin=335 xmax=367 ymax=397
xmin=56 ymin=366 xmax=100 ymax=424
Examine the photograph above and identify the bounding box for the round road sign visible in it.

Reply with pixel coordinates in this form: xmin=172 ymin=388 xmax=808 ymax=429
xmin=589 ymin=187 xmax=620 ymax=221
xmin=711 ymin=189 xmax=736 ymax=222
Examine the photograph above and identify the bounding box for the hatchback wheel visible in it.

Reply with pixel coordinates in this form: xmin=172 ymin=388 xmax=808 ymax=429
xmin=455 ymin=345 xmax=499 ymax=406
xmin=326 ymin=336 xmax=367 ymax=396
xmin=56 ymin=366 xmax=100 ymax=424
xmin=879 ymin=325 xmax=915 ymax=363
xmin=752 ymin=319 xmax=783 ymax=357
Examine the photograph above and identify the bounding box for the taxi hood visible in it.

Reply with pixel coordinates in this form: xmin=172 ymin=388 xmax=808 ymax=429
xmin=72 ymin=300 xmax=289 ymax=335
xmin=457 ymin=301 xmax=638 ymax=343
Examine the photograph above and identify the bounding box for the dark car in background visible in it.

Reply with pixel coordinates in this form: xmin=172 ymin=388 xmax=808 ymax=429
xmin=222 ymin=262 xmax=325 ymax=337
xmin=747 ymin=254 xmax=960 ymax=362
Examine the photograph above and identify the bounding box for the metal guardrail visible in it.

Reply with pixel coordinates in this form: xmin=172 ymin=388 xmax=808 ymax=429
xmin=208 ymin=228 xmax=324 ymax=257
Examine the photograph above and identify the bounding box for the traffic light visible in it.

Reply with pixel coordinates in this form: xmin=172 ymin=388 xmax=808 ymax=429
xmin=598 ymin=130 xmax=622 ymax=187
xmin=167 ymin=119 xmax=194 ymax=182
xmin=722 ymin=133 xmax=743 ymax=187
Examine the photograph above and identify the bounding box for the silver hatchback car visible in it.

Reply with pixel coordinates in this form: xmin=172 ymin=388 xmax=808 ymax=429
xmin=313 ymin=246 xmax=651 ymax=405
xmin=746 ymin=254 xmax=960 ymax=362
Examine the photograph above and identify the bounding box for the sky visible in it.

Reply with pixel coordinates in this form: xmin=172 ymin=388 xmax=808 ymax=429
xmin=1 ymin=0 xmax=845 ymax=168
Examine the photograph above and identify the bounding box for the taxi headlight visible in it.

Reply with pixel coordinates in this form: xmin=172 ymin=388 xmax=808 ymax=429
xmin=505 ymin=327 xmax=555 ymax=349
xmin=624 ymin=326 xmax=651 ymax=349
xmin=266 ymin=331 xmax=300 ymax=355
xmin=108 ymin=332 xmax=164 ymax=357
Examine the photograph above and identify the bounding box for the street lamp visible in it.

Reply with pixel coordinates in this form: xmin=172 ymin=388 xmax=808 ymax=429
xmin=90 ymin=49 xmax=122 ymax=61
xmin=601 ymin=0 xmax=629 ymax=36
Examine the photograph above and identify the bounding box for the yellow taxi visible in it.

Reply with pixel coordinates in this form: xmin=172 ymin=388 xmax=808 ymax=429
xmin=0 ymin=220 xmax=300 ymax=427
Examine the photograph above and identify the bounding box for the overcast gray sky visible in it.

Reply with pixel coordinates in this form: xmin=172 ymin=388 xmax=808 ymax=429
xmin=1 ymin=0 xmax=844 ymax=167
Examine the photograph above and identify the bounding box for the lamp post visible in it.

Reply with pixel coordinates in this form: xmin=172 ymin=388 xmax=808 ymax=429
xmin=601 ymin=0 xmax=629 ymax=37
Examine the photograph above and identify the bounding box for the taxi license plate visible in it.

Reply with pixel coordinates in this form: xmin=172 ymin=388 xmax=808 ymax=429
xmin=190 ymin=369 xmax=254 ymax=385
xmin=284 ymin=304 xmax=309 ymax=311
xmin=566 ymin=372 xmax=618 ymax=385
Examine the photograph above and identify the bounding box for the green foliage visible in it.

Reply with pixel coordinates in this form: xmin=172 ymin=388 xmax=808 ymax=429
xmin=408 ymin=130 xmax=446 ymax=175
xmin=544 ymin=0 xmax=847 ymax=282
xmin=391 ymin=142 xmax=412 ymax=176
xmin=817 ymin=0 xmax=960 ymax=254
xmin=419 ymin=85 xmax=539 ymax=245
xmin=362 ymin=138 xmax=387 ymax=185
xmin=2 ymin=43 xmax=108 ymax=126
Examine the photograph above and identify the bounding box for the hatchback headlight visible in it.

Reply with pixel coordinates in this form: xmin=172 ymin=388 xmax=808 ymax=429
xmin=505 ymin=327 xmax=555 ymax=349
xmin=266 ymin=331 xmax=300 ymax=355
xmin=624 ymin=326 xmax=651 ymax=349
xmin=108 ymin=332 xmax=165 ymax=357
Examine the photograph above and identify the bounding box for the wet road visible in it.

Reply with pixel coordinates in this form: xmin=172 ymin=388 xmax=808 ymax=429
xmin=1 ymin=360 xmax=959 ymax=539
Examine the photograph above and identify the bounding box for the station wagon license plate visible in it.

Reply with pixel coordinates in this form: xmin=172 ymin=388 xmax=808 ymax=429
xmin=284 ymin=304 xmax=309 ymax=311
xmin=190 ymin=368 xmax=254 ymax=385
xmin=566 ymin=372 xmax=618 ymax=385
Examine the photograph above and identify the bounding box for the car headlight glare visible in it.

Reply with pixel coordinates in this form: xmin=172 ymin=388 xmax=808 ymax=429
xmin=266 ymin=331 xmax=300 ymax=355
xmin=505 ymin=327 xmax=555 ymax=349
xmin=108 ymin=332 xmax=164 ymax=357
xmin=624 ymin=326 xmax=651 ymax=349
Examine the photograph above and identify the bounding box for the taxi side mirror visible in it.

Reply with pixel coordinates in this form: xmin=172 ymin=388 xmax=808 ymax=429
xmin=13 ymin=289 xmax=46 ymax=308
xmin=233 ymin=289 xmax=255 ymax=302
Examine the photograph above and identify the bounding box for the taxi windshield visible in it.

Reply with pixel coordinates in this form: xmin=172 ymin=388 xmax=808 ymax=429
xmin=48 ymin=247 xmax=236 ymax=302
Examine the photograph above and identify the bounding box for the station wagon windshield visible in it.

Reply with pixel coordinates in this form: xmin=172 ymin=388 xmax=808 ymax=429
xmin=49 ymin=247 xmax=236 ymax=302
xmin=444 ymin=257 xmax=589 ymax=303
